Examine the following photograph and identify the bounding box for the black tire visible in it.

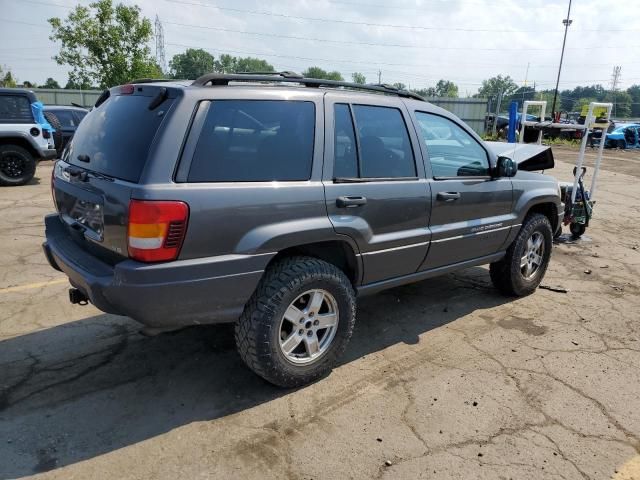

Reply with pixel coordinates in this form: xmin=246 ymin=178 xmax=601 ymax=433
xmin=0 ymin=144 xmax=36 ymax=186
xmin=570 ymin=222 xmax=586 ymax=239
xmin=44 ymin=112 xmax=63 ymax=157
xmin=617 ymin=139 xmax=626 ymax=150
xmin=490 ymin=214 xmax=553 ymax=297
xmin=235 ymin=256 xmax=356 ymax=388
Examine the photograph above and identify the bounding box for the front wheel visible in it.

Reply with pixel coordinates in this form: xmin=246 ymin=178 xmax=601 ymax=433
xmin=570 ymin=222 xmax=586 ymax=238
xmin=490 ymin=214 xmax=553 ymax=296
xmin=617 ymin=139 xmax=626 ymax=149
xmin=235 ymin=256 xmax=356 ymax=387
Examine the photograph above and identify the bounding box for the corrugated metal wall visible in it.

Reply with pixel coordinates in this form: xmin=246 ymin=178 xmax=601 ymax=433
xmin=427 ymin=97 xmax=489 ymax=135
xmin=33 ymin=89 xmax=102 ymax=108
xmin=33 ymin=89 xmax=489 ymax=134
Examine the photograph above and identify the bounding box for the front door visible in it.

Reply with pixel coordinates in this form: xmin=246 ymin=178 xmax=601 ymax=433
xmin=323 ymin=95 xmax=431 ymax=284
xmin=411 ymin=111 xmax=514 ymax=270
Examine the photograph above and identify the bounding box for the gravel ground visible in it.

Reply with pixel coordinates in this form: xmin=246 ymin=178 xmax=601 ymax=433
xmin=1 ymin=147 xmax=640 ymax=480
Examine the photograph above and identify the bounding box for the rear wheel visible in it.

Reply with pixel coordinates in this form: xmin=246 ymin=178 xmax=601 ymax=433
xmin=490 ymin=214 xmax=553 ymax=296
xmin=235 ymin=256 xmax=356 ymax=387
xmin=617 ymin=139 xmax=626 ymax=149
xmin=0 ymin=145 xmax=36 ymax=186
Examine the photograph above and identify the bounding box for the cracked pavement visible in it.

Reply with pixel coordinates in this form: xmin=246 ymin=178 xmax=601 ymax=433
xmin=1 ymin=150 xmax=640 ymax=480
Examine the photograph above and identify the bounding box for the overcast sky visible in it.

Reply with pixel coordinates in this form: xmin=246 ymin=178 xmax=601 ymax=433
xmin=1 ymin=0 xmax=639 ymax=95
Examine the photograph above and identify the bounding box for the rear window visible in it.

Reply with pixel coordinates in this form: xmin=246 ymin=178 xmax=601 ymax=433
xmin=50 ymin=109 xmax=77 ymax=127
xmin=188 ymin=100 xmax=315 ymax=182
xmin=66 ymin=95 xmax=173 ymax=182
xmin=0 ymin=95 xmax=33 ymax=123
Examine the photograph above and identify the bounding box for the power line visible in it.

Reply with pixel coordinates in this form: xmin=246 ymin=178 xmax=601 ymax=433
xmin=7 ymin=0 xmax=640 ymax=34
xmin=161 ymin=20 xmax=640 ymax=52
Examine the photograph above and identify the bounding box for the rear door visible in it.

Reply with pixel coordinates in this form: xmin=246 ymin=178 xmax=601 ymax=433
xmin=323 ymin=93 xmax=431 ymax=284
xmin=411 ymin=111 xmax=513 ymax=270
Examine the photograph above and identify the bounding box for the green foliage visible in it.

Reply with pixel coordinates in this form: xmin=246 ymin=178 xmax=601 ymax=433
xmin=392 ymin=82 xmax=407 ymax=90
xmin=628 ymin=85 xmax=640 ymax=117
xmin=49 ymin=0 xmax=161 ymax=89
xmin=476 ymin=75 xmax=518 ymax=98
xmin=434 ymin=79 xmax=458 ymax=98
xmin=169 ymin=48 xmax=214 ymax=79
xmin=412 ymin=87 xmax=436 ymax=98
xmin=233 ymin=57 xmax=275 ymax=73
xmin=604 ymin=91 xmax=632 ymax=118
xmin=351 ymin=72 xmax=366 ymax=84
xmin=0 ymin=65 xmax=17 ymax=87
xmin=302 ymin=67 xmax=343 ymax=81
xmin=43 ymin=77 xmax=61 ymax=89
xmin=22 ymin=81 xmax=37 ymax=88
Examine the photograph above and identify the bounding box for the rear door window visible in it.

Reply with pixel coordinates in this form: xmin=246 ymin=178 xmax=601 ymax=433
xmin=0 ymin=95 xmax=33 ymax=123
xmin=66 ymin=95 xmax=174 ymax=182
xmin=188 ymin=100 xmax=315 ymax=182
xmin=332 ymin=103 xmax=416 ymax=179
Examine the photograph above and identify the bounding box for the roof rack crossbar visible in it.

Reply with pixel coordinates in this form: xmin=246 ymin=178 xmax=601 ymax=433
xmin=191 ymin=73 xmax=425 ymax=102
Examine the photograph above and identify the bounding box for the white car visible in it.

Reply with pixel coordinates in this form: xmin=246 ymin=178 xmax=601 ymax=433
xmin=0 ymin=88 xmax=57 ymax=186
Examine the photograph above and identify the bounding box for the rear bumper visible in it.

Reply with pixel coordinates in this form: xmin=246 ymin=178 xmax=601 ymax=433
xmin=39 ymin=148 xmax=58 ymax=160
xmin=43 ymin=214 xmax=269 ymax=328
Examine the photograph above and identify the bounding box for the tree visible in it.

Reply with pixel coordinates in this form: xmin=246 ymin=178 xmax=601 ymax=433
xmin=214 ymin=54 xmax=237 ymax=74
xmin=169 ymin=48 xmax=215 ymax=79
xmin=392 ymin=82 xmax=407 ymax=90
xmin=626 ymin=85 xmax=640 ymax=117
xmin=43 ymin=77 xmax=61 ymax=89
xmin=476 ymin=75 xmax=518 ymax=98
xmin=22 ymin=81 xmax=37 ymax=88
xmin=234 ymin=57 xmax=274 ymax=73
xmin=351 ymin=72 xmax=366 ymax=84
xmin=302 ymin=67 xmax=343 ymax=81
xmin=434 ymin=79 xmax=458 ymax=98
xmin=49 ymin=0 xmax=162 ymax=89
xmin=0 ymin=66 xmax=17 ymax=88
xmin=412 ymin=87 xmax=436 ymax=98
xmin=604 ymin=91 xmax=632 ymax=118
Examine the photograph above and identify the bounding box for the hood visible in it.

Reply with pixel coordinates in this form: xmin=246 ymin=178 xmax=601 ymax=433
xmin=484 ymin=141 xmax=554 ymax=171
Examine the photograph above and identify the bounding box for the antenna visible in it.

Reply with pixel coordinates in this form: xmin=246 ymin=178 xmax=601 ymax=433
xmin=154 ymin=15 xmax=167 ymax=74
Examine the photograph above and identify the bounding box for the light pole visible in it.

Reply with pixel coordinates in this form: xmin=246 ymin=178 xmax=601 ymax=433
xmin=551 ymin=0 xmax=572 ymax=119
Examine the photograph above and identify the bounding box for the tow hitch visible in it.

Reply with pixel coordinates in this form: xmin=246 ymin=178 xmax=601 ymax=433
xmin=69 ymin=288 xmax=89 ymax=305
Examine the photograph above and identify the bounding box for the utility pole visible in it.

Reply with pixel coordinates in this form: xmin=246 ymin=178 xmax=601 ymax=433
xmin=154 ymin=15 xmax=167 ymax=75
xmin=551 ymin=0 xmax=572 ymax=118
xmin=610 ymin=66 xmax=621 ymax=118
xmin=377 ymin=70 xmax=382 ymax=84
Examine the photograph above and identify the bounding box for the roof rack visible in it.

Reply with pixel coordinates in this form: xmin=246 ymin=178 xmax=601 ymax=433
xmin=191 ymin=71 xmax=426 ymax=102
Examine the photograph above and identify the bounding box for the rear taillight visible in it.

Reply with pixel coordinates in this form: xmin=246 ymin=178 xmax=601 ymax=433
xmin=120 ymin=84 xmax=135 ymax=95
xmin=43 ymin=129 xmax=51 ymax=139
xmin=127 ymin=200 xmax=189 ymax=262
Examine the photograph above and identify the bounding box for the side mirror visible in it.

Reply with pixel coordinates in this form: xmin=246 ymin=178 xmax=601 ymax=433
xmin=495 ymin=156 xmax=518 ymax=178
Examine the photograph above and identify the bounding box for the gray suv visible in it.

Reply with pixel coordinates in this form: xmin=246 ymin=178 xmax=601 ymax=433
xmin=43 ymin=73 xmax=562 ymax=387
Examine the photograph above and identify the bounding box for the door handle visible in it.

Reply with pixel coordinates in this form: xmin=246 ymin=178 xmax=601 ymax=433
xmin=336 ymin=196 xmax=367 ymax=208
xmin=437 ymin=192 xmax=461 ymax=202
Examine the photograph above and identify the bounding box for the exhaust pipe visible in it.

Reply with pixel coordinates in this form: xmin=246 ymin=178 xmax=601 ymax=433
xmin=69 ymin=288 xmax=89 ymax=305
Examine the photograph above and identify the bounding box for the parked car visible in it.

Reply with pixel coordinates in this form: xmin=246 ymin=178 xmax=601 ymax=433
xmin=43 ymin=105 xmax=88 ymax=157
xmin=0 ymin=88 xmax=57 ymax=186
xmin=44 ymin=73 xmax=563 ymax=387
xmin=602 ymin=123 xmax=640 ymax=149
